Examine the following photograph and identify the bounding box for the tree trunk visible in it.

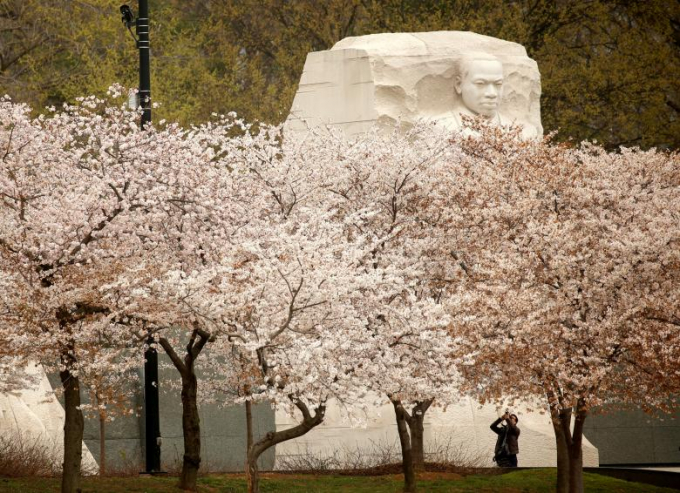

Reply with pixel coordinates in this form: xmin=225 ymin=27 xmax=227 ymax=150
xmin=246 ymin=446 xmax=260 ymax=493
xmin=392 ymin=399 xmax=417 ymax=493
xmin=568 ymin=440 xmax=584 ymax=493
xmin=98 ymin=410 xmax=106 ymax=477
xmin=179 ymin=368 xmax=201 ymax=490
xmin=568 ymin=400 xmax=587 ymax=493
xmin=409 ymin=415 xmax=425 ymax=472
xmin=53 ymin=306 xmax=110 ymax=492
xmin=245 ymin=393 xmax=258 ymax=493
xmin=546 ymin=386 xmax=571 ymax=493
xmin=550 ymin=410 xmax=570 ymax=493
xmin=246 ymin=400 xmax=325 ymax=493
xmin=245 ymin=394 xmax=254 ymax=451
xmin=158 ymin=329 xmax=214 ymax=492
xmin=406 ymin=399 xmax=433 ymax=472
xmin=60 ymin=366 xmax=84 ymax=493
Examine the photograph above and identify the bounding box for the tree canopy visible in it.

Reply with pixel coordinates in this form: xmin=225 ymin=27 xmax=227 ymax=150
xmin=3 ymin=92 xmax=678 ymax=492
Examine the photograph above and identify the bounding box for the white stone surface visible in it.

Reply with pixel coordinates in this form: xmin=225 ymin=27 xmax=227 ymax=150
xmin=0 ymin=362 xmax=98 ymax=473
xmin=285 ymin=31 xmax=542 ymax=139
xmin=274 ymin=397 xmax=598 ymax=468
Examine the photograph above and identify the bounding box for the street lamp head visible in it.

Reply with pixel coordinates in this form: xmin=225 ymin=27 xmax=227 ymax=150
xmin=120 ymin=5 xmax=134 ymax=28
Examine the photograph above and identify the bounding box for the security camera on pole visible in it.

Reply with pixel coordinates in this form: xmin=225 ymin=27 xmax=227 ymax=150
xmin=120 ymin=1 xmax=161 ymax=474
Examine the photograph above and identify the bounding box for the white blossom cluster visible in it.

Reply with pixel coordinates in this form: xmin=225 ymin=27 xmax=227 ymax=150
xmin=1 ymin=91 xmax=678 ymax=444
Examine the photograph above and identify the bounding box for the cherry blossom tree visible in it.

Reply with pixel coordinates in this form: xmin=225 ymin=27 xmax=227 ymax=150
xmin=154 ymin=123 xmax=377 ymax=493
xmin=86 ymin=115 xmax=374 ymax=493
xmin=80 ymin=112 xmax=279 ymax=491
xmin=0 ymin=90 xmax=245 ymax=492
xmin=306 ymin=124 xmax=468 ymax=493
xmin=436 ymin=124 xmax=680 ymax=493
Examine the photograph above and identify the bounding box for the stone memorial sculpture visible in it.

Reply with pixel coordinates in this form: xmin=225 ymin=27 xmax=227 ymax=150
xmin=276 ymin=32 xmax=598 ymax=469
xmin=437 ymin=53 xmax=538 ymax=138
xmin=285 ymin=31 xmax=542 ymax=139
xmin=0 ymin=363 xmax=98 ymax=472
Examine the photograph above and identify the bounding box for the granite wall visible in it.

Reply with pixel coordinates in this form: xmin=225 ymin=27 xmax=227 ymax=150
xmin=584 ymin=408 xmax=680 ymax=465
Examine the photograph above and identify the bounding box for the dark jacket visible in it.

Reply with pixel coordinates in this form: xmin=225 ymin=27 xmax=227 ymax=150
xmin=491 ymin=417 xmax=520 ymax=455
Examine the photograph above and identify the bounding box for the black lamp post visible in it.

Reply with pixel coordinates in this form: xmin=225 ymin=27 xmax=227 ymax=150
xmin=120 ymin=2 xmax=151 ymax=126
xmin=120 ymin=1 xmax=161 ymax=474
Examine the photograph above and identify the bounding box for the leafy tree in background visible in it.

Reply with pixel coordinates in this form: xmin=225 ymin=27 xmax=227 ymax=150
xmin=357 ymin=0 xmax=680 ymax=150
xmin=1 ymin=0 xmax=679 ymax=147
xmin=0 ymin=1 xmax=134 ymax=106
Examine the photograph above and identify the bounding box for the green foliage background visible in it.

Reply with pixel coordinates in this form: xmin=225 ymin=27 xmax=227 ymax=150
xmin=1 ymin=0 xmax=678 ymax=149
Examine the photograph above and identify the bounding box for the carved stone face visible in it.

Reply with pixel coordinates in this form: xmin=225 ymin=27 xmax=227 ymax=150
xmin=455 ymin=59 xmax=504 ymax=117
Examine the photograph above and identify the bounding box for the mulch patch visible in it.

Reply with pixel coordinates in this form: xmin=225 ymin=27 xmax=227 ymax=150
xmin=273 ymin=462 xmax=507 ymax=477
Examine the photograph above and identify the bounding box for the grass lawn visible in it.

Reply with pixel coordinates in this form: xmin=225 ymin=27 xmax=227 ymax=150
xmin=0 ymin=469 xmax=675 ymax=492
